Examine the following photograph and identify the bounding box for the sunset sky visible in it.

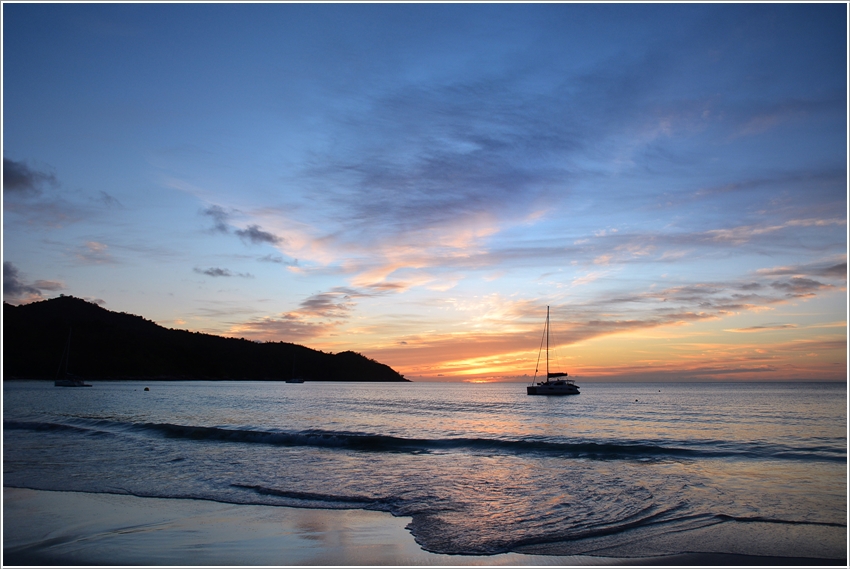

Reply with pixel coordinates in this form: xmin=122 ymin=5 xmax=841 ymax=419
xmin=3 ymin=3 xmax=847 ymax=382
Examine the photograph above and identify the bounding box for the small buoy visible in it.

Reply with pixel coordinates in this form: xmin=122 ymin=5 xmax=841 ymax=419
xmin=635 ymin=399 xmax=638 ymax=402
xmin=144 ymin=387 xmax=150 ymax=391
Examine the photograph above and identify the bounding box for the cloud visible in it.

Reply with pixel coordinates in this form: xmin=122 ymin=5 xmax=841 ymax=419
xmin=297 ymin=289 xmax=360 ymax=318
xmin=186 ymin=300 xmax=264 ymax=321
xmin=284 ymin=128 xmax=843 ymax=291
xmin=770 ymin=277 xmax=832 ymax=297
xmin=258 ymin=254 xmax=299 ymax=267
xmin=3 ymin=262 xmax=42 ymax=301
xmin=731 ymin=98 xmax=842 ymax=139
xmin=201 ymin=205 xmax=232 ymax=233
xmin=97 ymin=191 xmax=122 ymax=208
xmin=369 ymin=313 xmax=844 ymax=381
xmin=365 ymin=287 xmax=845 ymax=379
xmin=525 ymin=267 xmax=841 ymax=347
xmin=4 ymin=158 xmax=124 ymax=228
xmin=200 ymin=207 xmax=283 ymax=248
xmin=32 ymin=279 xmax=65 ymax=291
xmin=226 ymin=287 xmax=377 ymax=342
xmin=3 ymin=261 xmax=65 ymax=304
xmin=305 ymin=78 xmax=579 ymax=246
xmin=692 ymin=169 xmax=847 ymax=200
xmin=284 ymin=52 xmax=681 ymax=267
xmin=757 ymin=260 xmax=847 ymax=280
xmin=215 ymin=14 xmax=844 ymax=299
xmin=700 ymin=220 xmax=837 ymax=245
xmin=194 ymin=267 xmax=254 ymax=278
xmin=726 ymin=324 xmax=798 ymax=333
xmin=229 ymin=315 xmax=338 ymax=342
xmin=3 ymin=158 xmax=57 ymax=196
xmin=235 ymin=224 xmax=282 ymax=245
xmin=75 ymin=241 xmax=115 ymax=264
xmin=811 ymin=263 xmax=846 ymax=279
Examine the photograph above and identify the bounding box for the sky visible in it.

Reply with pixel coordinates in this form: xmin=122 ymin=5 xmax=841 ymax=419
xmin=3 ymin=3 xmax=847 ymax=382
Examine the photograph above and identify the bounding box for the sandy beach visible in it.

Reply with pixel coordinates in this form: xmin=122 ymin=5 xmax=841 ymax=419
xmin=3 ymin=488 xmax=845 ymax=566
xmin=2 ymin=488 xmax=606 ymax=566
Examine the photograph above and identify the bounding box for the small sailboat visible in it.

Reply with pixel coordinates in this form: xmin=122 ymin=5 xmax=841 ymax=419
xmin=285 ymin=355 xmax=305 ymax=383
xmin=527 ymin=307 xmax=579 ymax=396
xmin=54 ymin=329 xmax=91 ymax=387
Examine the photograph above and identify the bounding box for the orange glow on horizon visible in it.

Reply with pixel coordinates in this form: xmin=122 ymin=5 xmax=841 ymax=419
xmin=217 ymin=289 xmax=847 ymax=383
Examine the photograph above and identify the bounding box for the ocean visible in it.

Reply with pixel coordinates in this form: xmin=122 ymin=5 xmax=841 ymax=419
xmin=3 ymin=380 xmax=846 ymax=560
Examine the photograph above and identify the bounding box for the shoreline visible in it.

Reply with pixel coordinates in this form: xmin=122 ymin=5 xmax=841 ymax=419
xmin=3 ymin=488 xmax=845 ymax=566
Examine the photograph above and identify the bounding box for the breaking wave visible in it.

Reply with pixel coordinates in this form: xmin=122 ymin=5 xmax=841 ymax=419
xmin=5 ymin=419 xmax=844 ymax=463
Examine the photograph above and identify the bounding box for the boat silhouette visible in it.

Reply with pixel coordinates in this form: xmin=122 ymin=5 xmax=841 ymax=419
xmin=54 ymin=329 xmax=92 ymax=387
xmin=527 ymin=306 xmax=579 ymax=396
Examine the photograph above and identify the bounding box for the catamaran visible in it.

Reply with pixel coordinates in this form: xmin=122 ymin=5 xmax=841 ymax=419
xmin=527 ymin=306 xmax=579 ymax=396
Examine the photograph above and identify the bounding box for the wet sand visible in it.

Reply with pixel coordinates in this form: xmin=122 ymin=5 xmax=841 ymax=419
xmin=3 ymin=488 xmax=844 ymax=566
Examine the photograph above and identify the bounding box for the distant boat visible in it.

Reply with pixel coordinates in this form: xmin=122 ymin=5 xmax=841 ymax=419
xmin=286 ymin=356 xmax=305 ymax=383
xmin=527 ymin=307 xmax=579 ymax=396
xmin=54 ymin=329 xmax=91 ymax=387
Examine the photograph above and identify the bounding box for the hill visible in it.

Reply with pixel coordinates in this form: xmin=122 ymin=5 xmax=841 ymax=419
xmin=3 ymin=296 xmax=408 ymax=382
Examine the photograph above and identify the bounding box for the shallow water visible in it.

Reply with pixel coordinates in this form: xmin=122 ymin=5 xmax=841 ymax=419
xmin=3 ymin=380 xmax=846 ymax=558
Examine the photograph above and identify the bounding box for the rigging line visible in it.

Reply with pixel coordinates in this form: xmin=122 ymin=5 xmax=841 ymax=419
xmin=533 ymin=307 xmax=547 ymax=384
xmin=549 ymin=316 xmax=563 ymax=375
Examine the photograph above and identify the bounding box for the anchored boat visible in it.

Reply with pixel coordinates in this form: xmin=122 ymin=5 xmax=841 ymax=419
xmin=527 ymin=307 xmax=579 ymax=396
xmin=54 ymin=329 xmax=91 ymax=387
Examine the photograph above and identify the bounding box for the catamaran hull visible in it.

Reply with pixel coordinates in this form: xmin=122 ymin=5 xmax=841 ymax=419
xmin=527 ymin=385 xmax=579 ymax=395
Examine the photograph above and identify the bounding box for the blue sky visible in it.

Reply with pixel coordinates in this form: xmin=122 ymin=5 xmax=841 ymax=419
xmin=3 ymin=3 xmax=847 ymax=381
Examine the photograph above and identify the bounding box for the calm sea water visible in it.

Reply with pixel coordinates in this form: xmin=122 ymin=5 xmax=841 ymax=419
xmin=3 ymin=380 xmax=846 ymax=558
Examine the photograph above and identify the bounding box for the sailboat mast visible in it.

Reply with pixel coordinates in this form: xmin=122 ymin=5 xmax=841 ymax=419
xmin=56 ymin=328 xmax=72 ymax=379
xmin=546 ymin=306 xmax=549 ymax=379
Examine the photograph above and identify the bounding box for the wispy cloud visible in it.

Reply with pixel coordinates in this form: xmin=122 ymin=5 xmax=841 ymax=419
xmin=74 ymin=241 xmax=115 ymax=264
xmin=297 ymin=289 xmax=360 ymax=318
xmin=194 ymin=267 xmax=254 ymax=279
xmin=258 ymin=254 xmax=287 ymax=264
xmin=731 ymin=98 xmax=843 ymax=139
xmin=227 ymin=287 xmax=388 ymax=341
xmin=229 ymin=315 xmax=338 ymax=342
xmin=701 ymin=218 xmax=846 ymax=245
xmin=32 ymin=279 xmax=65 ymax=291
xmin=726 ymin=324 xmax=798 ymax=333
xmin=692 ymin=169 xmax=847 ymax=201
xmin=96 ymin=191 xmax=123 ymax=208
xmin=757 ymin=260 xmax=847 ymax=280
